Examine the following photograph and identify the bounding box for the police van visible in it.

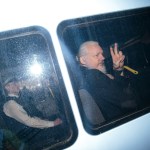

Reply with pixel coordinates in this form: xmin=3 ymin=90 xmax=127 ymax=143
xmin=0 ymin=0 xmax=150 ymax=150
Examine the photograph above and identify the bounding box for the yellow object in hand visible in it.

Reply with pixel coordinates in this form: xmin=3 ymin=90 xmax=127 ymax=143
xmin=123 ymin=66 xmax=138 ymax=75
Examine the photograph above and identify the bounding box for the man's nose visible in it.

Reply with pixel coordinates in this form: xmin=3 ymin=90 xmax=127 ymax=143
xmin=100 ymin=54 xmax=105 ymax=60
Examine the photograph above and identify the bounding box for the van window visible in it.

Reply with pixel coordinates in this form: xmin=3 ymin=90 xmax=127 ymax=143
xmin=57 ymin=7 xmax=150 ymax=134
xmin=0 ymin=26 xmax=77 ymax=149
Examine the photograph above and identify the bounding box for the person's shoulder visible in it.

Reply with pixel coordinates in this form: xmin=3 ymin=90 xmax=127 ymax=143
xmin=87 ymin=68 xmax=104 ymax=77
xmin=4 ymin=100 xmax=17 ymax=106
xmin=3 ymin=100 xmax=17 ymax=115
xmin=80 ymin=66 xmax=99 ymax=73
xmin=79 ymin=65 xmax=87 ymax=71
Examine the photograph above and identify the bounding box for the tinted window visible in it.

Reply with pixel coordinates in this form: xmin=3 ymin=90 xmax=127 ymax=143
xmin=0 ymin=26 xmax=77 ymax=149
xmin=57 ymin=7 xmax=150 ymax=134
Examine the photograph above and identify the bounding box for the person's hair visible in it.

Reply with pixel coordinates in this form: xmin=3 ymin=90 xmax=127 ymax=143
xmin=76 ymin=41 xmax=99 ymax=62
xmin=78 ymin=41 xmax=99 ymax=57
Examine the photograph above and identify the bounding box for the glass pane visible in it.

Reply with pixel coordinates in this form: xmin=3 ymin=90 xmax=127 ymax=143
xmin=0 ymin=26 xmax=77 ymax=149
xmin=57 ymin=7 xmax=150 ymax=134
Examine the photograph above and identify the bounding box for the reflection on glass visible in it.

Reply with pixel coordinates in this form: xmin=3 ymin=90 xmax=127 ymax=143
xmin=0 ymin=27 xmax=76 ymax=149
xmin=28 ymin=55 xmax=43 ymax=77
xmin=57 ymin=7 xmax=150 ymax=134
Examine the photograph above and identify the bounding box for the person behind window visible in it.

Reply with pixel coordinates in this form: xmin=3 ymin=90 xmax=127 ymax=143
xmin=77 ymin=41 xmax=139 ymax=121
xmin=3 ymin=77 xmax=62 ymax=129
xmin=1 ymin=77 xmax=62 ymax=148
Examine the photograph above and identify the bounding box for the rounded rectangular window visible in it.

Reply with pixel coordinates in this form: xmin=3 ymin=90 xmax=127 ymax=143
xmin=0 ymin=26 xmax=77 ymax=149
xmin=57 ymin=7 xmax=150 ymax=134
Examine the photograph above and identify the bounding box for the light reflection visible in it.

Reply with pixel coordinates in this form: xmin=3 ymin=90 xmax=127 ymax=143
xmin=29 ymin=63 xmax=43 ymax=76
xmin=27 ymin=54 xmax=43 ymax=77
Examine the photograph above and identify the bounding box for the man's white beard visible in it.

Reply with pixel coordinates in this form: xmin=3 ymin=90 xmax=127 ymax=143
xmin=98 ymin=64 xmax=107 ymax=74
xmin=98 ymin=63 xmax=114 ymax=79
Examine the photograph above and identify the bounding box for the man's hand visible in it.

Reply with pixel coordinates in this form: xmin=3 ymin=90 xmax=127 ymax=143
xmin=110 ymin=43 xmax=125 ymax=71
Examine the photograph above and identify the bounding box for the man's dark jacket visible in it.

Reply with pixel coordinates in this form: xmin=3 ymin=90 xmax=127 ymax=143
xmin=79 ymin=66 xmax=139 ymax=121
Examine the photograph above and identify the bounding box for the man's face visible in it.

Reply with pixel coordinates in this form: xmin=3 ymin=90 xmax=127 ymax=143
xmin=5 ymin=82 xmax=20 ymax=95
xmin=80 ymin=44 xmax=106 ymax=72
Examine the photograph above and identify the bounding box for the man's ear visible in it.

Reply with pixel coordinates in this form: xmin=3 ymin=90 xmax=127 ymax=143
xmin=79 ymin=56 xmax=86 ymax=65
